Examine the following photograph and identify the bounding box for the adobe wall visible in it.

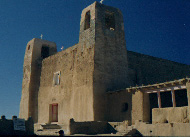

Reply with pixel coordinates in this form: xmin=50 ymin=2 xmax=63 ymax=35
xmin=106 ymin=90 xmax=132 ymax=124
xmin=132 ymin=90 xmax=150 ymax=125
xmin=79 ymin=2 xmax=96 ymax=47
xmin=38 ymin=43 xmax=95 ymax=125
xmin=185 ymin=82 xmax=190 ymax=121
xmin=37 ymin=2 xmax=97 ymax=125
xmin=152 ymin=106 xmax=188 ymax=124
xmin=69 ymin=119 xmax=115 ymax=135
xmin=127 ymin=51 xmax=190 ymax=85
xmin=21 ymin=2 xmax=132 ymax=124
xmin=19 ymin=38 xmax=57 ymax=122
xmin=93 ymin=2 xmax=131 ymax=121
xmin=135 ymin=121 xmax=190 ymax=136
xmin=19 ymin=39 xmax=35 ymax=121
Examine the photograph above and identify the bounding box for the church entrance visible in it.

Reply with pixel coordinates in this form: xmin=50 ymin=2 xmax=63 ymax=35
xmin=51 ymin=104 xmax=58 ymax=122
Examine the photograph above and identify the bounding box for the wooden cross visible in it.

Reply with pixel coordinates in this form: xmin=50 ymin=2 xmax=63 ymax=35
xmin=40 ymin=34 xmax=43 ymax=39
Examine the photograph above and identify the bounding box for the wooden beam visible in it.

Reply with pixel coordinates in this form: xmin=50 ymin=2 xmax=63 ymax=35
xmin=157 ymin=91 xmax=162 ymax=108
xmin=145 ymin=85 xmax=186 ymax=94
xmin=171 ymin=90 xmax=176 ymax=107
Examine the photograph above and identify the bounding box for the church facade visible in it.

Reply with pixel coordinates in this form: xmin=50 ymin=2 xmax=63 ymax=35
xmin=19 ymin=2 xmax=190 ymax=135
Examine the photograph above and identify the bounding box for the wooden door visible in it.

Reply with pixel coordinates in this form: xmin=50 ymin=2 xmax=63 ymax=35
xmin=52 ymin=104 xmax=58 ymax=122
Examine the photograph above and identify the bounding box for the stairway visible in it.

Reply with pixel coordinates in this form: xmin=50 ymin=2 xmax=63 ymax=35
xmin=41 ymin=124 xmax=62 ymax=129
xmin=35 ymin=124 xmax=68 ymax=136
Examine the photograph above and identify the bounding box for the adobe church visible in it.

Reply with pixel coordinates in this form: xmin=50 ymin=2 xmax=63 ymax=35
xmin=19 ymin=1 xmax=190 ymax=136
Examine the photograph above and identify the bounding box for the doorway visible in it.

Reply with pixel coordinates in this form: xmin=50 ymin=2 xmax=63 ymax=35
xmin=149 ymin=93 xmax=158 ymax=123
xmin=51 ymin=104 xmax=58 ymax=122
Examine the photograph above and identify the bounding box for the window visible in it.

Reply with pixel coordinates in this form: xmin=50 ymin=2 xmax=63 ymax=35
xmin=175 ymin=89 xmax=188 ymax=107
xmin=122 ymin=103 xmax=128 ymax=112
xmin=105 ymin=11 xmax=115 ymax=30
xmin=28 ymin=45 xmax=30 ymax=50
xmin=84 ymin=11 xmax=90 ymax=30
xmin=53 ymin=71 xmax=60 ymax=85
xmin=41 ymin=46 xmax=49 ymax=59
xmin=160 ymin=92 xmax=173 ymax=108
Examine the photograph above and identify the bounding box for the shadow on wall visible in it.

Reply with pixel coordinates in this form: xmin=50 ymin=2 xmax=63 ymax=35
xmin=0 ymin=115 xmax=34 ymax=135
xmin=123 ymin=129 xmax=143 ymax=136
xmin=69 ymin=118 xmax=117 ymax=135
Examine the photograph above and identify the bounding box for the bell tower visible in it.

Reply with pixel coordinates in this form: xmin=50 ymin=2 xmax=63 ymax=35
xmin=19 ymin=38 xmax=57 ymax=123
xmin=79 ymin=2 xmax=130 ymax=121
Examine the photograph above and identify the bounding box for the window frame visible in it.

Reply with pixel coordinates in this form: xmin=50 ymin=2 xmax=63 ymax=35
xmin=53 ymin=71 xmax=61 ymax=86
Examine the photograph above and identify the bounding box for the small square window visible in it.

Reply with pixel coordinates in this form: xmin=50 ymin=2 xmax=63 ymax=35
xmin=53 ymin=71 xmax=60 ymax=85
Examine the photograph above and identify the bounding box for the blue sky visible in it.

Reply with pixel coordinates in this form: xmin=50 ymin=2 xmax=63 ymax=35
xmin=0 ymin=0 xmax=189 ymax=118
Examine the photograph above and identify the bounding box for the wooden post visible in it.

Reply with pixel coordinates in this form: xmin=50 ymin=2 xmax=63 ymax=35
xmin=157 ymin=92 xmax=162 ymax=108
xmin=171 ymin=90 xmax=176 ymax=107
xmin=186 ymin=82 xmax=190 ymax=121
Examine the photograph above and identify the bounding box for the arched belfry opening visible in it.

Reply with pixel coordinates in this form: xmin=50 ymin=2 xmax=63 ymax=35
xmin=41 ymin=45 xmax=50 ymax=59
xmin=105 ymin=11 xmax=115 ymax=30
xmin=84 ymin=11 xmax=90 ymax=30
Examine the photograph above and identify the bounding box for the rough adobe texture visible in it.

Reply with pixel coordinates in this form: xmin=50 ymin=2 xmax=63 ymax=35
xmin=131 ymin=90 xmax=149 ymax=125
xmin=106 ymin=90 xmax=132 ymax=124
xmin=38 ymin=43 xmax=94 ymax=124
xmin=105 ymin=50 xmax=190 ymax=125
xmin=19 ymin=38 xmax=57 ymax=123
xmin=37 ymin=1 xmax=131 ymax=125
xmin=19 ymin=1 xmax=190 ymax=136
xmin=128 ymin=50 xmax=190 ymax=86
xmin=93 ymin=2 xmax=130 ymax=121
xmin=186 ymin=82 xmax=190 ymax=120
xmin=37 ymin=2 xmax=97 ymax=125
xmin=135 ymin=121 xmax=190 ymax=136
xmin=152 ymin=106 xmax=188 ymax=124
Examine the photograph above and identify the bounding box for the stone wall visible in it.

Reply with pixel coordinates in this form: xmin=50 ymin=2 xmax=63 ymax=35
xmin=128 ymin=51 xmax=190 ymax=86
